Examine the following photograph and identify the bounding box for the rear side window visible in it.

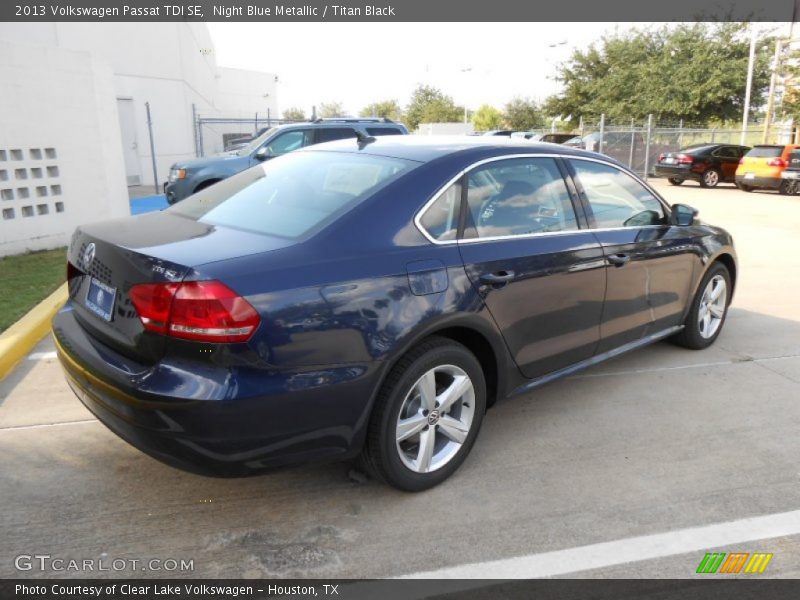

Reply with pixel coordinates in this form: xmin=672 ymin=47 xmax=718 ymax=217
xmin=712 ymin=146 xmax=739 ymax=158
xmin=419 ymin=183 xmax=460 ymax=241
xmin=367 ymin=127 xmax=404 ymax=136
xmin=746 ymin=146 xmax=783 ymax=158
xmin=315 ymin=128 xmax=357 ymax=143
xmin=570 ymin=159 xmax=665 ymax=228
xmin=463 ymin=157 xmax=579 ymax=239
xmin=169 ymin=151 xmax=416 ymax=239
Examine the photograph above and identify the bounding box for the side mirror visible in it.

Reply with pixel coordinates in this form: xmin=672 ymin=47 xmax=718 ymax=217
xmin=254 ymin=147 xmax=273 ymax=161
xmin=671 ymin=203 xmax=698 ymax=226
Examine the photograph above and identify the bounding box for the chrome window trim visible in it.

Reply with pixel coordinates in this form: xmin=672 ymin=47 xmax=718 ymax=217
xmin=413 ymin=153 xmax=672 ymax=246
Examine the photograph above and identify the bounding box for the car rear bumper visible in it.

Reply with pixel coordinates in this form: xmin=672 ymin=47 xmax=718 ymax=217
xmin=735 ymin=174 xmax=781 ymax=189
xmin=53 ymin=304 xmax=382 ymax=477
xmin=654 ymin=165 xmax=697 ymax=180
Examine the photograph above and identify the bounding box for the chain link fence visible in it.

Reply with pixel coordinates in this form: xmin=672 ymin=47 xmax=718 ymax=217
xmin=193 ymin=114 xmax=301 ymax=157
xmin=564 ymin=116 xmax=797 ymax=178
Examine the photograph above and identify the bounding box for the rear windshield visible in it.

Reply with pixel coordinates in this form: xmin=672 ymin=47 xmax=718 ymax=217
xmin=168 ymin=151 xmax=416 ymax=239
xmin=746 ymin=146 xmax=783 ymax=158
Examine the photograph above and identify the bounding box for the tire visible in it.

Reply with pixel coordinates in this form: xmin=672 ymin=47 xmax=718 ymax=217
xmin=700 ymin=168 xmax=721 ymax=188
xmin=737 ymin=183 xmax=753 ymax=192
xmin=667 ymin=178 xmax=684 ymax=186
xmin=359 ymin=336 xmax=487 ymax=491
xmin=193 ymin=179 xmax=220 ymax=194
xmin=671 ymin=262 xmax=731 ymax=350
xmin=779 ymin=180 xmax=792 ymax=195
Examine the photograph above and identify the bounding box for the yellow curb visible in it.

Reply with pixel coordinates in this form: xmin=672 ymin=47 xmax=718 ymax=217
xmin=0 ymin=282 xmax=68 ymax=381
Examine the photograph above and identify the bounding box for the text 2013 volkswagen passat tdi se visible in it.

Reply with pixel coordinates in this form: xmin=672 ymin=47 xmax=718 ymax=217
xmin=55 ymin=137 xmax=737 ymax=491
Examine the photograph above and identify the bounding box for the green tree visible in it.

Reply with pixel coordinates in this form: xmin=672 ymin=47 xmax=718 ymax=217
xmin=504 ymin=97 xmax=545 ymax=130
xmin=472 ymin=104 xmax=504 ymax=131
xmin=545 ymin=23 xmax=773 ymax=125
xmin=360 ymin=99 xmax=403 ymax=121
xmin=282 ymin=107 xmax=306 ymax=121
xmin=405 ymin=85 xmax=464 ymax=131
xmin=318 ymin=101 xmax=346 ymax=118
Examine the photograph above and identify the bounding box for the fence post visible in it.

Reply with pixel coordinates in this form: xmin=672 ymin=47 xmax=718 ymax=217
xmin=643 ymin=114 xmax=653 ymax=181
xmin=678 ymin=119 xmax=684 ymax=149
xmin=198 ymin=117 xmax=205 ymax=158
xmin=711 ymin=128 xmax=716 ymax=143
xmin=579 ymin=116 xmax=584 ymax=138
xmin=145 ymin=102 xmax=159 ymax=194
xmin=267 ymin=108 xmax=271 ymax=127
xmin=628 ymin=118 xmax=635 ymax=168
xmin=311 ymin=105 xmax=317 ymax=120
xmin=598 ymin=113 xmax=605 ymax=154
xmin=191 ymin=103 xmax=199 ymax=158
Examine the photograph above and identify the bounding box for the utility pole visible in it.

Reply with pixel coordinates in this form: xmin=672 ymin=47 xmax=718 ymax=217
xmin=763 ymin=38 xmax=784 ymax=144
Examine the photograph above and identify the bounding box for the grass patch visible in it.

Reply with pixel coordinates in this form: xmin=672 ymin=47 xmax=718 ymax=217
xmin=0 ymin=248 xmax=66 ymax=333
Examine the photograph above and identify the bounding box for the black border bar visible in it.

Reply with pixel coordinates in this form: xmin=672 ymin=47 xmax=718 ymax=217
xmin=2 ymin=0 xmax=799 ymax=22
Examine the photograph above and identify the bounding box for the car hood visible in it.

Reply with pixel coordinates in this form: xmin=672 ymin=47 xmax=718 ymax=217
xmin=171 ymin=153 xmax=250 ymax=171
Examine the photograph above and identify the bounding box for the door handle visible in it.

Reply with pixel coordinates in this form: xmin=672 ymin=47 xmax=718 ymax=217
xmin=479 ymin=270 xmax=516 ymax=285
xmin=607 ymin=253 xmax=631 ymax=267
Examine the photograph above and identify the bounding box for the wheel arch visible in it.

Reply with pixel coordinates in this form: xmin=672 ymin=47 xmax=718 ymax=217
xmin=713 ymin=252 xmax=737 ymax=296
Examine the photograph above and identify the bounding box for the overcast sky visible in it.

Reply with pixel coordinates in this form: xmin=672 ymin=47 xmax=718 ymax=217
xmin=207 ymin=22 xmax=647 ymax=116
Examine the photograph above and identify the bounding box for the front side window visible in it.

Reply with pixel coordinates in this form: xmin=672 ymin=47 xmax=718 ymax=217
xmin=264 ymin=129 xmax=312 ymax=156
xmin=464 ymin=158 xmax=579 ymax=239
xmin=570 ymin=159 xmax=665 ymax=228
xmin=169 ymin=151 xmax=415 ymax=239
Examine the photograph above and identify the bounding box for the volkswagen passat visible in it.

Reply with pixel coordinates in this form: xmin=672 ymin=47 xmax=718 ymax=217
xmin=55 ymin=137 xmax=737 ymax=491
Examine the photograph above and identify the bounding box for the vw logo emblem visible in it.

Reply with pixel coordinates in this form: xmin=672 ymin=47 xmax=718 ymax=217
xmin=82 ymin=243 xmax=96 ymax=269
xmin=427 ymin=409 xmax=440 ymax=426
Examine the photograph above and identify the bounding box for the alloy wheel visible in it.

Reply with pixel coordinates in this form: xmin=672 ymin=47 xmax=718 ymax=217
xmin=395 ymin=365 xmax=475 ymax=474
xmin=703 ymin=170 xmax=719 ymax=187
xmin=698 ymin=274 xmax=727 ymax=339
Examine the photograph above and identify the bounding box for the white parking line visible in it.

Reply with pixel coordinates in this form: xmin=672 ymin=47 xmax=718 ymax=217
xmin=0 ymin=419 xmax=97 ymax=432
xmin=399 ymin=509 xmax=800 ymax=578
xmin=27 ymin=351 xmax=57 ymax=361
xmin=570 ymin=353 xmax=800 ymax=380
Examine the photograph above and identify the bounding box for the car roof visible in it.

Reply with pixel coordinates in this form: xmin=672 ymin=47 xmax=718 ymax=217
xmin=300 ymin=135 xmax=620 ymax=165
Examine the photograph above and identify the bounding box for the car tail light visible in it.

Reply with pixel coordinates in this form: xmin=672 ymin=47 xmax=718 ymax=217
xmin=767 ymin=158 xmax=786 ymax=167
xmin=658 ymin=153 xmax=665 ymax=162
xmin=676 ymin=154 xmax=693 ymax=165
xmin=129 ymin=280 xmax=260 ymax=343
xmin=67 ymin=260 xmax=81 ymax=282
xmin=739 ymin=158 xmax=744 ymax=164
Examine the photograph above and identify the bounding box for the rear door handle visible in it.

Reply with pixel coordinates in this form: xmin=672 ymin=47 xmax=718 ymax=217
xmin=479 ymin=270 xmax=516 ymax=285
xmin=607 ymin=253 xmax=631 ymax=267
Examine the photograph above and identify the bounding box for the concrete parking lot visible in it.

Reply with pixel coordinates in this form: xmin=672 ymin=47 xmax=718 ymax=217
xmin=1 ymin=179 xmax=799 ymax=579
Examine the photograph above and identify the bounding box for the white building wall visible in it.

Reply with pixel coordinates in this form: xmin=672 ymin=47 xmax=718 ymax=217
xmin=0 ymin=23 xmax=278 ymax=189
xmin=0 ymin=41 xmax=129 ymax=256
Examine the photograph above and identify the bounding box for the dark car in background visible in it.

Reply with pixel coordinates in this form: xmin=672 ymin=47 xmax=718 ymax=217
xmin=655 ymin=144 xmax=750 ymax=188
xmin=165 ymin=118 xmax=408 ymax=204
xmin=55 ymin=137 xmax=736 ymax=491
xmin=779 ymin=149 xmax=800 ymax=194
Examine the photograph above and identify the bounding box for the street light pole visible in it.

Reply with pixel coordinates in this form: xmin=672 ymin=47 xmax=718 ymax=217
xmin=460 ymin=67 xmax=472 ymax=125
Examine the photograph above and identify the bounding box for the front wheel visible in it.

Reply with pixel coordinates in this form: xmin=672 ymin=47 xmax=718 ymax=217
xmin=360 ymin=337 xmax=486 ymax=491
xmin=672 ymin=263 xmax=731 ymax=350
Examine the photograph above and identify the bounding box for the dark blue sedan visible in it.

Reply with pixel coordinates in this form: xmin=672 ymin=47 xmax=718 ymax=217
xmin=54 ymin=137 xmax=737 ymax=491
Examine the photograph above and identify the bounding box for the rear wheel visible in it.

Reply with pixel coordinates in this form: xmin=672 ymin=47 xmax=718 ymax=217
xmin=779 ymin=180 xmax=792 ymax=195
xmin=360 ymin=337 xmax=486 ymax=491
xmin=672 ymin=263 xmax=731 ymax=350
xmin=737 ymin=183 xmax=753 ymax=192
xmin=667 ymin=177 xmax=684 ymax=186
xmin=700 ymin=168 xmax=721 ymax=188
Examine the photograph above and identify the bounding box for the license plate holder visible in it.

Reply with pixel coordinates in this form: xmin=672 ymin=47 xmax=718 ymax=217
xmin=85 ymin=277 xmax=116 ymax=322
xmin=744 ymin=173 xmax=755 ymax=180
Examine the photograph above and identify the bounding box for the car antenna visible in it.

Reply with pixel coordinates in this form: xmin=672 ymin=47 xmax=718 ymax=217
xmin=355 ymin=130 xmax=376 ymax=148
